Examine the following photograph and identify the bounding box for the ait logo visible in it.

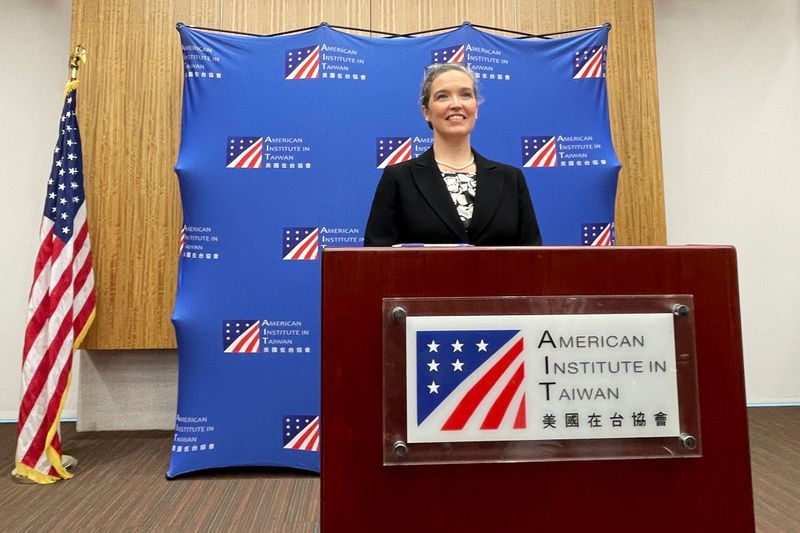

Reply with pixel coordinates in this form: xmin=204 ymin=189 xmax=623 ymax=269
xmin=573 ymin=45 xmax=606 ymax=79
xmin=521 ymin=136 xmax=557 ymax=168
xmin=226 ymin=137 xmax=263 ymax=168
xmin=376 ymin=137 xmax=412 ymax=169
xmin=283 ymin=227 xmax=319 ymax=260
xmin=283 ymin=415 xmax=320 ymax=452
xmin=431 ymin=45 xmax=466 ymax=64
xmin=582 ymin=222 xmax=615 ymax=246
xmin=223 ymin=320 xmax=260 ymax=353
xmin=285 ymin=45 xmax=320 ymax=79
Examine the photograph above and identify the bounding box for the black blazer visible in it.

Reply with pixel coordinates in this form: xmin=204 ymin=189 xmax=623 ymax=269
xmin=364 ymin=148 xmax=541 ymax=246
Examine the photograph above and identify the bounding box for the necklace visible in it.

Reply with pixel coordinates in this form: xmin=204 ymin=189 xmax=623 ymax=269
xmin=435 ymin=156 xmax=475 ymax=171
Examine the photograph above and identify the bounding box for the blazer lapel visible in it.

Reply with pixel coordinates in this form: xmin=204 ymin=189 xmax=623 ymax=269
xmin=469 ymin=150 xmax=503 ymax=237
xmin=411 ymin=149 xmax=468 ymax=241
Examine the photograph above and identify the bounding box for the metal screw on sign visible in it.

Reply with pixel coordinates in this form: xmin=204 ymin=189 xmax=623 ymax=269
xmin=680 ymin=433 xmax=697 ymax=450
xmin=672 ymin=304 xmax=690 ymax=317
xmin=392 ymin=307 xmax=406 ymax=323
xmin=393 ymin=441 xmax=408 ymax=457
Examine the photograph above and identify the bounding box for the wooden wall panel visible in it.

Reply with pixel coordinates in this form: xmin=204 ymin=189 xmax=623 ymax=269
xmin=71 ymin=0 xmax=664 ymax=349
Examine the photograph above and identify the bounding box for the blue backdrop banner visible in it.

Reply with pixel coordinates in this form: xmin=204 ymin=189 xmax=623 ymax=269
xmin=169 ymin=23 xmax=620 ymax=477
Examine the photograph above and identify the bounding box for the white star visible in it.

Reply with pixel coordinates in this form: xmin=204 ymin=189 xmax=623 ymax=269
xmin=451 ymin=340 xmax=464 ymax=352
xmin=72 ymin=196 xmax=80 ymax=203
xmin=60 ymin=213 xmax=69 ymax=220
xmin=427 ymin=340 xmax=439 ymax=352
xmin=66 ymin=139 xmax=74 ymax=146
xmin=70 ymin=181 xmax=78 ymax=189
xmin=55 ymin=160 xmax=62 ymax=167
xmin=58 ymin=169 xmax=65 ymax=176
xmin=48 ymin=192 xmax=56 ymax=199
xmin=68 ymin=168 xmax=78 ymax=175
xmin=54 ymin=146 xmax=60 ymax=153
xmin=452 ymin=359 xmax=464 ymax=371
xmin=48 ymin=178 xmax=54 ymax=185
xmin=67 ymin=153 xmax=77 ymax=160
xmin=59 ymin=198 xmax=67 ymax=204
xmin=427 ymin=381 xmax=440 ymax=394
xmin=61 ymin=227 xmax=70 ymax=234
xmin=476 ymin=340 xmax=488 ymax=352
xmin=67 ymin=97 xmax=72 ymax=104
xmin=58 ymin=183 xmax=65 ymax=190
xmin=427 ymin=359 xmax=440 ymax=372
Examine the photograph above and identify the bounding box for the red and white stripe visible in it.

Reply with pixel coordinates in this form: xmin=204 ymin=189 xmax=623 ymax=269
xmin=574 ymin=46 xmax=606 ymax=79
xmin=377 ymin=138 xmax=412 ymax=169
xmin=283 ymin=229 xmax=319 ymax=260
xmin=284 ymin=417 xmax=320 ymax=451
xmin=523 ymin=137 xmax=557 ymax=168
xmin=591 ymin=223 xmax=614 ymax=246
xmin=224 ymin=322 xmax=260 ymax=353
xmin=286 ymin=46 xmax=320 ymax=80
xmin=226 ymin=137 xmax=263 ymax=168
xmin=16 ymin=203 xmax=95 ymax=481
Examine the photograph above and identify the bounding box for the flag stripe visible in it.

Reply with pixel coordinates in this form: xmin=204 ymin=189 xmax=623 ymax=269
xmin=480 ymin=363 xmax=525 ymax=430
xmin=442 ymin=337 xmax=524 ymax=430
xmin=514 ymin=394 xmax=527 ymax=429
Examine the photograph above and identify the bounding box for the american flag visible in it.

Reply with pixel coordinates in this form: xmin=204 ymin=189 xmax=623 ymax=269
xmin=283 ymin=227 xmax=319 ymax=260
xmin=283 ymin=415 xmax=320 ymax=451
xmin=223 ymin=320 xmax=260 ymax=353
xmin=376 ymin=137 xmax=411 ymax=169
xmin=431 ymin=45 xmax=466 ymax=64
xmin=414 ymin=330 xmax=527 ymax=435
xmin=582 ymin=222 xmax=615 ymax=246
xmin=285 ymin=45 xmax=320 ymax=80
xmin=226 ymin=137 xmax=263 ymax=168
xmin=573 ymin=45 xmax=606 ymax=79
xmin=15 ymin=88 xmax=96 ymax=484
xmin=522 ymin=136 xmax=557 ymax=168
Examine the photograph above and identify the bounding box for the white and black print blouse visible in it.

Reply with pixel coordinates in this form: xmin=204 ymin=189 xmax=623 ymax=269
xmin=442 ymin=171 xmax=477 ymax=228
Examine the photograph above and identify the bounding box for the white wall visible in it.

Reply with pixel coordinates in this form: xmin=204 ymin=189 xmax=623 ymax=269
xmin=654 ymin=0 xmax=800 ymax=403
xmin=0 ymin=0 xmax=76 ymax=420
xmin=2 ymin=1 xmax=797 ymax=425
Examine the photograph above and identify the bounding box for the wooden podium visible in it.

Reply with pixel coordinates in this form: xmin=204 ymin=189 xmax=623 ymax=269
xmin=321 ymin=246 xmax=754 ymax=532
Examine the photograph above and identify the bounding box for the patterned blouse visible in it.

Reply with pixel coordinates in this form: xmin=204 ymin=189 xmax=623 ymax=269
xmin=442 ymin=171 xmax=477 ymax=228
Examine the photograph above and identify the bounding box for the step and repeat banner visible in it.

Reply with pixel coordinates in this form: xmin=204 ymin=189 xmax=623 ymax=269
xmin=168 ymin=23 xmax=620 ymax=477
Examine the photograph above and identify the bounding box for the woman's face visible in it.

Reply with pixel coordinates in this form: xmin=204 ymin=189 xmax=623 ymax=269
xmin=422 ymin=70 xmax=478 ymax=141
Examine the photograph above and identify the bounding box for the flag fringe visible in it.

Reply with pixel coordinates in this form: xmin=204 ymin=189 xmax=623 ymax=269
xmin=64 ymin=79 xmax=79 ymax=97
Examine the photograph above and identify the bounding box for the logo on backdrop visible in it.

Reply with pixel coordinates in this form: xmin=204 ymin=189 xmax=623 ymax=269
xmin=581 ymin=222 xmax=615 ymax=246
xmin=521 ymin=136 xmax=557 ymax=168
xmin=376 ymin=137 xmax=434 ymax=168
xmin=286 ymin=45 xmax=320 ymax=79
xmin=376 ymin=137 xmax=411 ymax=168
xmin=223 ymin=320 xmax=260 ymax=353
xmin=283 ymin=415 xmax=320 ymax=452
xmin=286 ymin=44 xmax=367 ymax=81
xmin=431 ymin=44 xmax=511 ymax=81
xmin=226 ymin=136 xmax=313 ymax=170
xmin=182 ymin=43 xmax=223 ymax=80
xmin=573 ymin=45 xmax=606 ymax=79
xmin=181 ymin=224 xmax=221 ymax=260
xmin=522 ymin=135 xmax=609 ymax=168
xmin=227 ymin=137 xmax=263 ymax=168
xmin=223 ymin=319 xmax=313 ymax=354
xmin=283 ymin=227 xmax=319 ymax=260
xmin=415 ymin=329 xmax=526 ymax=431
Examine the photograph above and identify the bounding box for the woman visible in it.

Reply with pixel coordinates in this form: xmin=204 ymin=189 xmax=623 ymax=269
xmin=364 ymin=63 xmax=541 ymax=246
